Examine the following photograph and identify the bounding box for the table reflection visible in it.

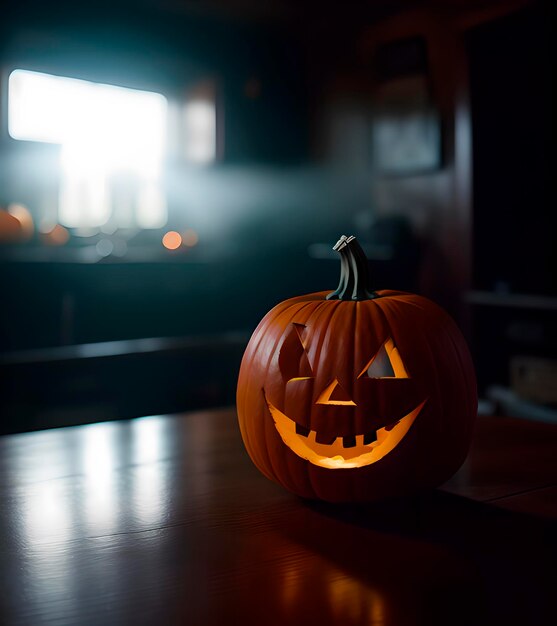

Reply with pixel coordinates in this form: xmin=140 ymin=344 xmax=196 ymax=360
xmin=131 ymin=416 xmax=168 ymax=527
xmin=2 ymin=409 xmax=552 ymax=626
xmin=279 ymin=555 xmax=389 ymax=626
xmin=82 ymin=423 xmax=119 ymax=533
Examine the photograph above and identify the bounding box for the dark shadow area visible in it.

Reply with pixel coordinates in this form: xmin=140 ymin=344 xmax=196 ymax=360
xmin=0 ymin=0 xmax=554 ymax=431
xmin=275 ymin=490 xmax=556 ymax=626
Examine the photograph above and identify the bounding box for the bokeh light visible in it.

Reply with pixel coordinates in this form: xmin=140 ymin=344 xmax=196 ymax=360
xmin=182 ymin=228 xmax=199 ymax=247
xmin=0 ymin=209 xmax=24 ymax=242
xmin=162 ymin=231 xmax=182 ymax=250
xmin=8 ymin=204 xmax=34 ymax=239
xmin=96 ymin=239 xmax=114 ymax=257
xmin=41 ymin=224 xmax=70 ymax=246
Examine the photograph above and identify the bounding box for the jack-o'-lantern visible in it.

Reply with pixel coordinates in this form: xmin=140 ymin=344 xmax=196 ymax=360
xmin=237 ymin=235 xmax=477 ymax=502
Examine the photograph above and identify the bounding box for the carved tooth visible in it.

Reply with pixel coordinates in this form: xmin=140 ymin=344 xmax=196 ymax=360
xmin=363 ymin=431 xmax=378 ymax=445
xmin=295 ymin=424 xmax=310 ymax=437
xmin=315 ymin=432 xmax=337 ymax=445
xmin=343 ymin=435 xmax=356 ymax=448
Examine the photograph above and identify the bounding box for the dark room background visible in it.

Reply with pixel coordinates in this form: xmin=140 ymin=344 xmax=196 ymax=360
xmin=0 ymin=0 xmax=553 ymax=433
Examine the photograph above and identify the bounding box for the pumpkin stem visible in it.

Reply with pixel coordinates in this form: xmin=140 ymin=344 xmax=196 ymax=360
xmin=326 ymin=235 xmax=378 ymax=301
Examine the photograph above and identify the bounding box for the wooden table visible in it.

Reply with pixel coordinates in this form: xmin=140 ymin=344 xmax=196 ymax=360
xmin=0 ymin=409 xmax=555 ymax=626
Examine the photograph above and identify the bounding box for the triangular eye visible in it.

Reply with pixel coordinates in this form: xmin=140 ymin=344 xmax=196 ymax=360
xmin=359 ymin=338 xmax=409 ymax=379
xmin=365 ymin=345 xmax=395 ymax=377
xmin=279 ymin=323 xmax=313 ymax=381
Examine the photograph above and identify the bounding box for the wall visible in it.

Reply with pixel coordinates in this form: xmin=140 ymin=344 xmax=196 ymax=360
xmin=308 ymin=9 xmax=474 ymax=323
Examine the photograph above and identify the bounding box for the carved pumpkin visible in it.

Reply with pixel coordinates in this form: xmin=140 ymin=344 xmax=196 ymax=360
xmin=237 ymin=235 xmax=477 ymax=502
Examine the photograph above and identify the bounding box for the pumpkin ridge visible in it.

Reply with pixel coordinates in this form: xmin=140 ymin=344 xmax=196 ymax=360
xmin=391 ymin=297 xmax=445 ymax=434
xmin=307 ymin=300 xmax=348 ymax=435
xmin=443 ymin=319 xmax=478 ymax=439
xmin=300 ymin=299 xmax=340 ymax=400
xmin=299 ymin=298 xmax=339 ymax=375
xmin=238 ymin=303 xmax=294 ymax=463
xmin=239 ymin=300 xmax=316 ymax=477
xmin=259 ymin=301 xmax=323 ymax=483
xmin=350 ymin=298 xmax=359 ymax=405
xmin=237 ymin=310 xmax=281 ymax=465
xmin=272 ymin=303 xmax=320 ymax=495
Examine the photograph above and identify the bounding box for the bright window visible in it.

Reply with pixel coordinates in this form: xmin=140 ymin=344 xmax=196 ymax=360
xmin=8 ymin=69 xmax=168 ymax=229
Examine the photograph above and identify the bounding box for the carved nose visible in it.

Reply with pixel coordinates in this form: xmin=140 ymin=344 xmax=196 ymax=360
xmin=316 ymin=379 xmax=356 ymax=406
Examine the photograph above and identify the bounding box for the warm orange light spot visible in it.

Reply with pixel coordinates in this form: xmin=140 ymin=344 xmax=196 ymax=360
xmin=327 ymin=573 xmax=387 ymax=624
xmin=162 ymin=231 xmax=182 ymax=250
xmin=8 ymin=204 xmax=34 ymax=239
xmin=42 ymin=224 xmax=69 ymax=246
xmin=0 ymin=209 xmax=23 ymax=242
xmin=182 ymin=228 xmax=198 ymax=247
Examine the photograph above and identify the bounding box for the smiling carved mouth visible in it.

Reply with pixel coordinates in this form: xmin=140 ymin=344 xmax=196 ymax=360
xmin=266 ymin=397 xmax=426 ymax=469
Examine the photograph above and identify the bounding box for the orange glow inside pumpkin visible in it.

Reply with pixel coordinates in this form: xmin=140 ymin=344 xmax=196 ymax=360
xmin=267 ymin=399 xmax=426 ymax=469
xmin=268 ymin=336 xmax=426 ymax=469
